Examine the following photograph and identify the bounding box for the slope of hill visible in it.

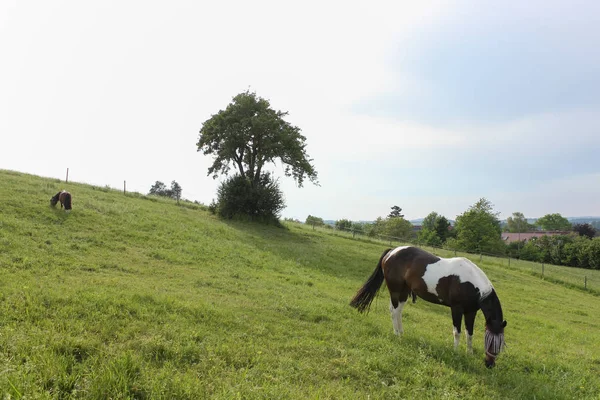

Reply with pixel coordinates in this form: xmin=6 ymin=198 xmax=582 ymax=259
xmin=1 ymin=169 xmax=599 ymax=399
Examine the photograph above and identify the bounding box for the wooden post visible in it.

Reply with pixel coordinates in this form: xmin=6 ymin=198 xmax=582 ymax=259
xmin=585 ymin=276 xmax=587 ymax=290
xmin=479 ymin=254 xmax=482 ymax=262
xmin=65 ymin=168 xmax=69 ymax=183
xmin=542 ymin=263 xmax=544 ymax=278
xmin=124 ymin=180 xmax=126 ymax=194
xmin=454 ymin=250 xmax=457 ymax=257
xmin=508 ymin=257 xmax=511 ymax=267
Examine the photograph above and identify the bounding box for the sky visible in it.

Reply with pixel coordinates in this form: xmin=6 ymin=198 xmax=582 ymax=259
xmin=1 ymin=0 xmax=599 ymax=222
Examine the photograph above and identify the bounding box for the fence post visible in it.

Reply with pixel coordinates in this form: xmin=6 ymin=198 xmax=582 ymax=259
xmin=479 ymin=254 xmax=482 ymax=262
xmin=65 ymin=168 xmax=69 ymax=183
xmin=454 ymin=250 xmax=457 ymax=257
xmin=508 ymin=257 xmax=511 ymax=267
xmin=124 ymin=180 xmax=126 ymax=194
xmin=585 ymin=276 xmax=587 ymax=290
xmin=352 ymin=229 xmax=356 ymax=238
xmin=542 ymin=263 xmax=544 ymax=279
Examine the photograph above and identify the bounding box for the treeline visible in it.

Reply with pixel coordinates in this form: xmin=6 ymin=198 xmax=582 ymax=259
xmin=507 ymin=234 xmax=600 ymax=269
xmin=304 ymin=198 xmax=600 ymax=270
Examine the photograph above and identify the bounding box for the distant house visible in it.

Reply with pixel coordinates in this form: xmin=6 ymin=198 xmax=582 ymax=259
xmin=501 ymin=231 xmax=572 ymax=244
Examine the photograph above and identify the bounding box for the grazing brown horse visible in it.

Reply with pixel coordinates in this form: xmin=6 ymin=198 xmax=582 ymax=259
xmin=350 ymin=246 xmax=507 ymax=368
xmin=50 ymin=190 xmax=72 ymax=212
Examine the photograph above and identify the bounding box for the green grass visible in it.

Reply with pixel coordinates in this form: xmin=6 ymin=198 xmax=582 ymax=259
xmin=1 ymin=169 xmax=600 ymax=399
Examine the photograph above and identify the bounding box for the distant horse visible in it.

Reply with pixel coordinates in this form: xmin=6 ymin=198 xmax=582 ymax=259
xmin=350 ymin=246 xmax=506 ymax=368
xmin=50 ymin=190 xmax=72 ymax=212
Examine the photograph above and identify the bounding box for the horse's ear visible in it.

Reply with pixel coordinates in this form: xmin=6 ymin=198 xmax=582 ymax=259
xmin=502 ymin=320 xmax=507 ymax=328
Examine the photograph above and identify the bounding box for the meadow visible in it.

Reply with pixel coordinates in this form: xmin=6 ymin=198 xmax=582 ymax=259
xmin=1 ymin=169 xmax=599 ymax=399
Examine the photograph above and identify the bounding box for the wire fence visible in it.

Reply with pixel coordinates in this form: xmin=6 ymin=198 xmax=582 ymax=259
xmin=303 ymin=223 xmax=599 ymax=294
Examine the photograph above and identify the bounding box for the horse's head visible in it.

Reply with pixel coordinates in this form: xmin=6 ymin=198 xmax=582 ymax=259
xmin=484 ymin=319 xmax=507 ymax=368
xmin=50 ymin=192 xmax=61 ymax=207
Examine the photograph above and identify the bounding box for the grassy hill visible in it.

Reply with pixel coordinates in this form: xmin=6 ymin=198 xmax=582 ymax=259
xmin=1 ymin=169 xmax=599 ymax=399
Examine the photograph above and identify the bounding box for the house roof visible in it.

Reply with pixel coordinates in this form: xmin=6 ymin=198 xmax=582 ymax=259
xmin=501 ymin=231 xmax=572 ymax=243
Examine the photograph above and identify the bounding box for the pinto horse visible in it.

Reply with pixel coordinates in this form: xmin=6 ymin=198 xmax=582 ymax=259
xmin=350 ymin=246 xmax=507 ymax=368
xmin=50 ymin=190 xmax=72 ymax=212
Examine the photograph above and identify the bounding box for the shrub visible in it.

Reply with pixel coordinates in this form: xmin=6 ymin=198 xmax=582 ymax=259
xmin=213 ymin=173 xmax=285 ymax=224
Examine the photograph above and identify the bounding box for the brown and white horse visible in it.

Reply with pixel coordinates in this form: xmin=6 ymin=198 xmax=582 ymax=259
xmin=350 ymin=246 xmax=506 ymax=368
xmin=50 ymin=190 xmax=72 ymax=212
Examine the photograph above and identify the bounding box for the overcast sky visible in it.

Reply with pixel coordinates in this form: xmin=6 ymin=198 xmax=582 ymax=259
xmin=2 ymin=0 xmax=599 ymax=221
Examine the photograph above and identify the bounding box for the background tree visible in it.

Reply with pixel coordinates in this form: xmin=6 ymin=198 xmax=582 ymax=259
xmin=197 ymin=91 xmax=318 ymax=188
xmin=305 ymin=215 xmax=325 ymax=227
xmin=149 ymin=181 xmax=169 ymax=197
xmin=335 ymin=219 xmax=353 ymax=231
xmin=573 ymin=223 xmax=596 ymax=239
xmin=505 ymin=212 xmax=535 ymax=233
xmin=367 ymin=216 xmax=413 ymax=240
xmin=536 ymin=213 xmax=572 ymax=231
xmin=447 ymin=198 xmax=505 ymax=254
xmin=170 ymin=180 xmax=182 ymax=203
xmin=388 ymin=206 xmax=404 ymax=219
xmin=418 ymin=212 xmax=451 ymax=246
xmin=434 ymin=215 xmax=451 ymax=242
xmin=421 ymin=212 xmax=439 ymax=231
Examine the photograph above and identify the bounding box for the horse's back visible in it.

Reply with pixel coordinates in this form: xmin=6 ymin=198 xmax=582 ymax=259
xmin=382 ymin=246 xmax=440 ymax=286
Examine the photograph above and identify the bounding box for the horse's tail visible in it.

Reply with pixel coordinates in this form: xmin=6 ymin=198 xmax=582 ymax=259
xmin=63 ymin=193 xmax=72 ymax=210
xmin=349 ymin=248 xmax=392 ymax=313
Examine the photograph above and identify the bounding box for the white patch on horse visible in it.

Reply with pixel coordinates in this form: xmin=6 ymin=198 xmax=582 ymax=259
xmin=453 ymin=326 xmax=461 ymax=349
xmin=383 ymin=246 xmax=412 ymax=263
xmin=422 ymin=257 xmax=493 ymax=299
xmin=390 ymin=300 xmax=406 ymax=335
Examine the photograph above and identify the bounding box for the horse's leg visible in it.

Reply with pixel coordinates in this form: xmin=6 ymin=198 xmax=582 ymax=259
xmin=451 ymin=306 xmax=464 ymax=350
xmin=464 ymin=311 xmax=477 ymax=354
xmin=389 ymin=290 xmax=410 ymax=335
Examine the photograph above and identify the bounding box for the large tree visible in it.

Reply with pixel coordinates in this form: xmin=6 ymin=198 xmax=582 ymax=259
xmin=536 ymin=213 xmax=572 ymax=231
xmin=197 ymin=91 xmax=318 ymax=188
xmin=449 ymin=198 xmax=505 ymax=254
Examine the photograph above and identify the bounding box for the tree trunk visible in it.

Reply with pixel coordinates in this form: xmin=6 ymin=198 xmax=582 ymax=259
xmin=252 ymin=161 xmax=263 ymax=188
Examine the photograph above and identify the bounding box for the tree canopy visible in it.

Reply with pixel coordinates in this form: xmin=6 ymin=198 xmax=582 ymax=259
xmin=148 ymin=180 xmax=182 ymax=201
xmin=335 ymin=219 xmax=353 ymax=231
xmin=388 ymin=206 xmax=404 ymax=219
xmin=573 ymin=223 xmax=596 ymax=239
xmin=449 ymin=198 xmax=505 ymax=254
xmin=536 ymin=213 xmax=572 ymax=231
xmin=418 ymin=212 xmax=452 ymax=246
xmin=197 ymin=91 xmax=318 ymax=188
xmin=505 ymin=212 xmax=536 ymax=233
xmin=305 ymin=215 xmax=325 ymax=227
